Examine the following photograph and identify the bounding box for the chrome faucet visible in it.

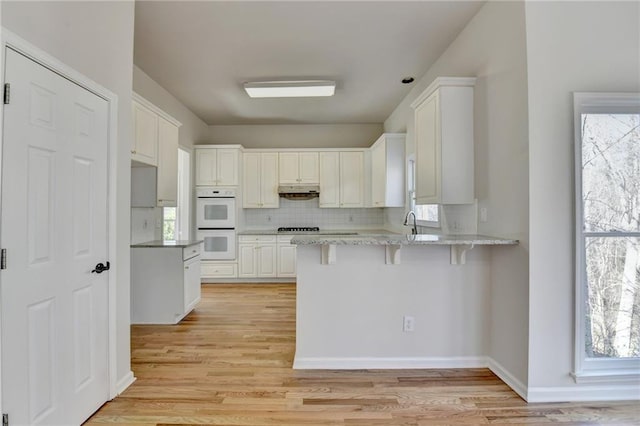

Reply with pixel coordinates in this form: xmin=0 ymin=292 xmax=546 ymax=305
xmin=403 ymin=211 xmax=418 ymax=235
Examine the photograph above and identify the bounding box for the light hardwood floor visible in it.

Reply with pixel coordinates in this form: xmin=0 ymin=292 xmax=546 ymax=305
xmin=87 ymin=284 xmax=640 ymax=425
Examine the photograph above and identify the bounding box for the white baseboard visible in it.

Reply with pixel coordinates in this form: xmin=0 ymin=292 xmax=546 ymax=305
xmin=293 ymin=356 xmax=488 ymax=370
xmin=116 ymin=371 xmax=136 ymax=395
xmin=486 ymin=357 xmax=528 ymax=401
xmin=527 ymin=384 xmax=640 ymax=402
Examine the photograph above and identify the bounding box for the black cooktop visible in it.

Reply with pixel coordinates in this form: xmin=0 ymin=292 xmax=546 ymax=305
xmin=277 ymin=227 xmax=320 ymax=232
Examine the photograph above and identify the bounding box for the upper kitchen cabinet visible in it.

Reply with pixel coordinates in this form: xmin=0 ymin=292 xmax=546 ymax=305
xmin=131 ymin=94 xmax=181 ymax=207
xmin=132 ymin=100 xmax=159 ymax=166
xmin=243 ymin=152 xmax=279 ymax=208
xmin=411 ymin=77 xmax=475 ymax=205
xmin=195 ymin=146 xmax=240 ymax=186
xmin=370 ymin=133 xmax=405 ymax=207
xmin=279 ymin=152 xmax=319 ymax=184
xmin=319 ymin=151 xmax=364 ymax=208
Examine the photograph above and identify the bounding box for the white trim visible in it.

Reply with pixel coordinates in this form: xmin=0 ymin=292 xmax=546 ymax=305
xmin=527 ymin=384 xmax=640 ymax=403
xmin=573 ymin=92 xmax=640 ymax=378
xmin=571 ymin=370 xmax=640 ymax=384
xmin=486 ymin=358 xmax=528 ymax=401
xmin=410 ymin=76 xmax=476 ymax=109
xmin=132 ymin=91 xmax=182 ymax=128
xmin=115 ymin=371 xmax=136 ymax=395
xmin=0 ymin=28 xmax=131 ymax=401
xmin=293 ymin=356 xmax=488 ymax=370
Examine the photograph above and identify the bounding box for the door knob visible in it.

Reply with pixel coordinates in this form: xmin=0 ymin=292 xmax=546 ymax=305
xmin=91 ymin=261 xmax=110 ymax=274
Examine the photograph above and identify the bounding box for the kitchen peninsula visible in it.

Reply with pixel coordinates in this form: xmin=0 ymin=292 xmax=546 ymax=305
xmin=291 ymin=232 xmax=518 ymax=370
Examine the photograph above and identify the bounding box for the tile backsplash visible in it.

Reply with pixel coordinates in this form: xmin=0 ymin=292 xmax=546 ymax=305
xmin=131 ymin=207 xmax=161 ymax=244
xmin=243 ymin=198 xmax=384 ymax=230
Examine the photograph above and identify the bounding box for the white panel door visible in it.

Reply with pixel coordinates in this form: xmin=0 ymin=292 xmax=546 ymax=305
xmin=132 ymin=100 xmax=158 ymax=166
xmin=371 ymin=141 xmax=386 ymax=207
xmin=260 ymin=153 xmax=280 ymax=208
xmin=319 ymin=152 xmax=340 ymax=208
xmin=278 ymin=152 xmax=299 ymax=184
xmin=216 ymin=149 xmax=238 ymax=186
xmin=195 ymin=149 xmax=217 ymax=186
xmin=157 ymin=116 xmax=178 ymax=206
xmin=277 ymin=245 xmax=297 ymax=277
xmin=298 ymin=152 xmax=319 ymax=184
xmin=238 ymin=245 xmax=257 ymax=277
xmin=415 ymin=91 xmax=440 ymax=203
xmin=242 ymin=153 xmax=261 ymax=208
xmin=256 ymin=245 xmax=277 ymax=278
xmin=340 ymin=151 xmax=364 ymax=208
xmin=1 ymin=48 xmax=110 ymax=425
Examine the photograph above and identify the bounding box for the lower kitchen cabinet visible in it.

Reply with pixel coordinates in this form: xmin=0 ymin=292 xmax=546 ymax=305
xmin=201 ymin=261 xmax=238 ymax=280
xmin=277 ymin=235 xmax=297 ymax=277
xmin=131 ymin=242 xmax=201 ymax=324
xmin=238 ymin=235 xmax=280 ymax=278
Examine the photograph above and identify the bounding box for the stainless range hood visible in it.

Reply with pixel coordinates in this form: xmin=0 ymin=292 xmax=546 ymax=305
xmin=278 ymin=185 xmax=320 ymax=200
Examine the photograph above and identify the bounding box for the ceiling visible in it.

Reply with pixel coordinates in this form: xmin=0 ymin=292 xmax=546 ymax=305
xmin=133 ymin=1 xmax=484 ymax=125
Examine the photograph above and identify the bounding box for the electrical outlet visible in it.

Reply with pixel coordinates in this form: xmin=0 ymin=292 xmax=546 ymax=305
xmin=480 ymin=207 xmax=488 ymax=223
xmin=403 ymin=315 xmax=415 ymax=332
xmin=267 ymin=215 xmax=272 ymax=222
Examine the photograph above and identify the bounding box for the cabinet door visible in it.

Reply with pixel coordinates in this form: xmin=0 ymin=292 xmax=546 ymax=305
xmin=261 ymin=153 xmax=280 ymax=208
xmin=156 ymin=117 xmax=178 ymax=206
xmin=278 ymin=153 xmax=299 ymax=184
xmin=415 ymin=91 xmax=440 ymax=204
xmin=183 ymin=255 xmax=201 ymax=313
xmin=238 ymin=244 xmax=257 ymax=277
xmin=132 ymin=101 xmax=158 ymax=166
xmin=319 ymin=152 xmax=340 ymax=208
xmin=243 ymin=153 xmax=262 ymax=208
xmin=257 ymin=245 xmax=277 ymax=277
xmin=339 ymin=151 xmax=364 ymax=208
xmin=299 ymin=152 xmax=319 ymax=184
xmin=196 ymin=149 xmax=218 ymax=186
xmin=216 ymin=149 xmax=239 ymax=186
xmin=277 ymin=244 xmax=296 ymax=277
xmin=370 ymin=141 xmax=386 ymax=207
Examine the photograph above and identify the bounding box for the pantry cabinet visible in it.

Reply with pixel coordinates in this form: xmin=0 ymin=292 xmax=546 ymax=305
xmin=370 ymin=133 xmax=405 ymax=207
xmin=319 ymin=151 xmax=364 ymax=208
xmin=195 ymin=146 xmax=240 ymax=186
xmin=411 ymin=77 xmax=475 ymax=205
xmin=243 ymin=152 xmax=279 ymax=208
xmin=279 ymin=152 xmax=319 ymax=184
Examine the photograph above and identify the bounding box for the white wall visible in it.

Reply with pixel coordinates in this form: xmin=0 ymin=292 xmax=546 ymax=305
xmin=133 ymin=65 xmax=210 ymax=148
xmin=209 ymin=123 xmax=383 ymax=148
xmin=384 ymin=1 xmax=530 ymax=388
xmin=2 ymin=0 xmax=135 ymax=387
xmin=526 ymin=1 xmax=640 ymax=397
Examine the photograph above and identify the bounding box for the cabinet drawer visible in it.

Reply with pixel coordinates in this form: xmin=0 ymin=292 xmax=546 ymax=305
xmin=239 ymin=235 xmax=277 ymax=243
xmin=183 ymin=244 xmax=201 ymax=260
xmin=277 ymin=235 xmax=294 ymax=244
xmin=201 ymin=262 xmax=237 ymax=278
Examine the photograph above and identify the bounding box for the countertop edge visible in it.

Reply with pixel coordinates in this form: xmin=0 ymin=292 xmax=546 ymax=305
xmin=131 ymin=240 xmax=203 ymax=248
xmin=290 ymin=234 xmax=519 ymax=246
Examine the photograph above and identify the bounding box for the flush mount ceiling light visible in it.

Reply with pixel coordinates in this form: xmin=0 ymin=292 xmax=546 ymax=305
xmin=243 ymin=80 xmax=336 ymax=98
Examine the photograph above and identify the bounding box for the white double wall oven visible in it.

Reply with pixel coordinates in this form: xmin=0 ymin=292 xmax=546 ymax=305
xmin=196 ymin=187 xmax=237 ymax=260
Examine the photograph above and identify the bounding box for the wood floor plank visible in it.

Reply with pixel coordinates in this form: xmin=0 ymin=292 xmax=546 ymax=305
xmin=86 ymin=284 xmax=640 ymax=425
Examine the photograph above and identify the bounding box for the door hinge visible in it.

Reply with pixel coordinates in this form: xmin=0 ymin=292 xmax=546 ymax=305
xmin=1 ymin=249 xmax=6 ymax=270
xmin=2 ymin=413 xmax=8 ymax=426
xmin=3 ymin=83 xmax=10 ymax=105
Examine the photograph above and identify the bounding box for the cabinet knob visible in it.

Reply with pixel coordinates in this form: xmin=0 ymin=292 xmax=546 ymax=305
xmin=131 ymin=150 xmax=136 ymax=154
xmin=185 ymin=266 xmax=189 ymax=270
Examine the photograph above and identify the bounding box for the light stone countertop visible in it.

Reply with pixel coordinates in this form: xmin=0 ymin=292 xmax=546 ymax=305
xmin=237 ymin=229 xmax=390 ymax=236
xmin=290 ymin=233 xmax=518 ymax=246
xmin=131 ymin=239 xmax=203 ymax=248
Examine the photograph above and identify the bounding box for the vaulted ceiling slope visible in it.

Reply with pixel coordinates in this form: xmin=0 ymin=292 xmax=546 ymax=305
xmin=134 ymin=1 xmax=484 ymax=125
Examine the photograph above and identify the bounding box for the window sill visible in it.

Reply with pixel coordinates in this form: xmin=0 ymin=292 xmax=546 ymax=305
xmin=571 ymin=370 xmax=640 ymax=384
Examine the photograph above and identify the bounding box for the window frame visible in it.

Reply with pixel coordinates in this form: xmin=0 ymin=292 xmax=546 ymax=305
xmin=573 ymin=92 xmax=640 ymax=381
xmin=407 ymin=154 xmax=440 ymax=228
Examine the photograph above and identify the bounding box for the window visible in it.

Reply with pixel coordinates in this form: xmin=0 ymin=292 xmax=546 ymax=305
xmin=163 ymin=147 xmax=191 ymax=241
xmin=408 ymin=155 xmax=439 ymax=227
xmin=574 ymin=93 xmax=640 ymax=380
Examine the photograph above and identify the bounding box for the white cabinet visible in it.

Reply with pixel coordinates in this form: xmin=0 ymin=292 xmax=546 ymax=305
xmin=243 ymin=152 xmax=279 ymax=208
xmin=277 ymin=236 xmax=296 ymax=277
xmin=131 ymin=243 xmax=201 ymax=324
xmin=319 ymin=151 xmax=365 ymax=208
xmin=156 ymin=116 xmax=179 ymax=206
xmin=130 ymin=95 xmax=181 ymax=207
xmin=279 ymin=152 xmax=319 ymax=184
xmin=195 ymin=147 xmax=240 ymax=186
xmin=201 ymin=261 xmax=238 ymax=280
xmin=411 ymin=77 xmax=475 ymax=205
xmin=132 ymin=100 xmax=158 ymax=166
xmin=238 ymin=236 xmax=277 ymax=278
xmin=370 ymin=133 xmax=406 ymax=207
